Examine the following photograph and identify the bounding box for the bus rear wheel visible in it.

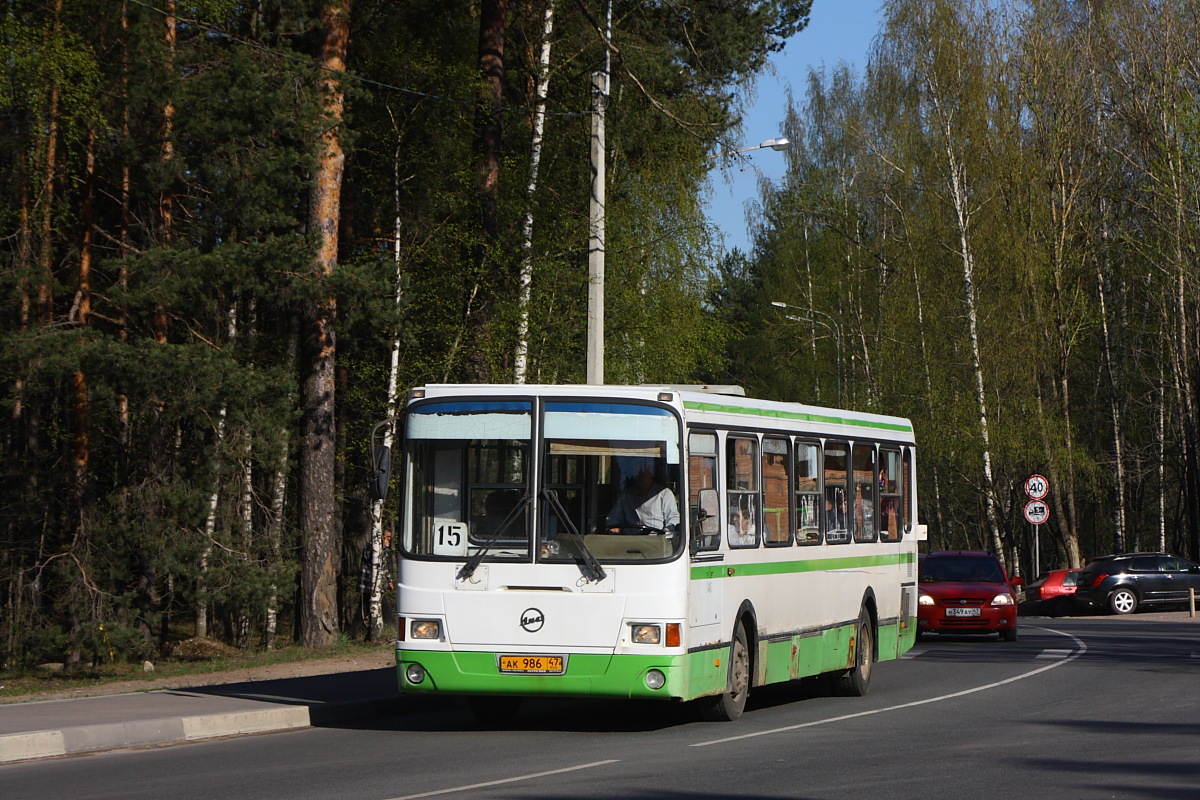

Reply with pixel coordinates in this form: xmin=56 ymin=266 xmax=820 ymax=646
xmin=700 ymin=623 xmax=749 ymax=721
xmin=834 ymin=610 xmax=873 ymax=697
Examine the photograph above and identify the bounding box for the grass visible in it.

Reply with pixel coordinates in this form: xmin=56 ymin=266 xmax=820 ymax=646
xmin=0 ymin=637 xmax=388 ymax=700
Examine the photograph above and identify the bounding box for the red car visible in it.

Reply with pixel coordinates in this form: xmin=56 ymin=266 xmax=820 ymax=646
xmin=917 ymin=551 xmax=1023 ymax=641
xmin=1024 ymin=568 xmax=1082 ymax=616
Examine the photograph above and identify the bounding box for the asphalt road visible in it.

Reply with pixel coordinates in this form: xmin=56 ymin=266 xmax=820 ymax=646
xmin=5 ymin=616 xmax=1199 ymax=800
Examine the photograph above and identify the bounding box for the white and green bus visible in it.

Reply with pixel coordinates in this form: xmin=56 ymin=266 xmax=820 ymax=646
xmin=377 ymin=383 xmax=925 ymax=721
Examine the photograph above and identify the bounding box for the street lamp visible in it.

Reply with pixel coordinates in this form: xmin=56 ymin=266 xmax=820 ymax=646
xmin=771 ymin=300 xmax=843 ymax=404
xmin=707 ymin=137 xmax=792 ymax=159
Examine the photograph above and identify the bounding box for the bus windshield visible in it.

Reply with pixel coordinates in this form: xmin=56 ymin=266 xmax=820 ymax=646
xmin=540 ymin=401 xmax=683 ymax=563
xmin=402 ymin=398 xmax=684 ymax=565
xmin=404 ymin=400 xmax=532 ymax=560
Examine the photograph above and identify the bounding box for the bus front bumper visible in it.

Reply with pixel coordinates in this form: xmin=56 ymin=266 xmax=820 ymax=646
xmin=397 ymin=647 xmax=725 ymax=701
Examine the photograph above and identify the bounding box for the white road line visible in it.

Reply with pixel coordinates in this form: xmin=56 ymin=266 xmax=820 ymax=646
xmin=1037 ymin=649 xmax=1073 ymax=659
xmin=691 ymin=626 xmax=1087 ymax=747
xmin=385 ymin=759 xmax=620 ymax=800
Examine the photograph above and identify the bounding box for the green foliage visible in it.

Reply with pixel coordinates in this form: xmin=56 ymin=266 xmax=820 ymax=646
xmin=737 ymin=0 xmax=1200 ymax=571
xmin=0 ymin=0 xmax=807 ymax=663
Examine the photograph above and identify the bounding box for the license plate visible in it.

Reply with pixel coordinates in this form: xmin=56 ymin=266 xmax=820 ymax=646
xmin=498 ymin=655 xmax=565 ymax=674
xmin=946 ymin=607 xmax=981 ymax=617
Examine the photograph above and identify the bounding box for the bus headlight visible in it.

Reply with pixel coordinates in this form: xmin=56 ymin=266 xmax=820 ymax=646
xmin=631 ymin=624 xmax=661 ymax=644
xmin=644 ymin=669 xmax=666 ymax=690
xmin=411 ymin=619 xmax=442 ymax=640
xmin=405 ymin=663 xmax=426 ymax=684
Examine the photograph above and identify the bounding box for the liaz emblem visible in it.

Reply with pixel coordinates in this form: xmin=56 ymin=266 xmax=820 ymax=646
xmin=520 ymin=608 xmax=545 ymax=633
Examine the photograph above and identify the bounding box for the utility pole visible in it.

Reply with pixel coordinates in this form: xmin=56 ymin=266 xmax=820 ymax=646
xmin=585 ymin=1 xmax=610 ymax=385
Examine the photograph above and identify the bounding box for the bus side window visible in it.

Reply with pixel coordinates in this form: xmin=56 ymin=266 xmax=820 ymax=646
xmin=879 ymin=449 xmax=902 ymax=542
xmin=688 ymin=432 xmax=720 ymax=551
xmin=726 ymin=436 xmax=760 ymax=548
xmin=853 ymin=444 xmax=877 ymax=543
xmin=762 ymin=437 xmax=791 ymax=545
xmin=902 ymin=448 xmax=913 ymax=532
xmin=824 ymin=443 xmax=849 ymax=544
xmin=795 ymin=441 xmax=822 ymax=545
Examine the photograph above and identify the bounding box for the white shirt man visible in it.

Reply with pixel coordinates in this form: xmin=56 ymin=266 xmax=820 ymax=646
xmin=606 ymin=463 xmax=679 ymax=533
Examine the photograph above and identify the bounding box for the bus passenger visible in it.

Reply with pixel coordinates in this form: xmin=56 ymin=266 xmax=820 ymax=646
xmin=728 ymin=506 xmax=757 ymax=546
xmin=606 ymin=459 xmax=679 ymax=534
xmin=825 ymin=493 xmax=847 ymax=537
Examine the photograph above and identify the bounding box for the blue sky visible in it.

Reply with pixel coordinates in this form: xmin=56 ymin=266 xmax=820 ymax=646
xmin=706 ymin=1 xmax=884 ymax=255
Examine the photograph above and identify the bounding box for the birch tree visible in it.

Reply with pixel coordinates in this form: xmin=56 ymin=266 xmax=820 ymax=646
xmin=513 ymin=0 xmax=555 ymax=383
xmin=876 ymin=0 xmax=1007 ymax=563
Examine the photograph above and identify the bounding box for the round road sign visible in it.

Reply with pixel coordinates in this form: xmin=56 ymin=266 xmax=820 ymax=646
xmin=1024 ymin=499 xmax=1050 ymax=525
xmin=1024 ymin=474 xmax=1049 ymax=500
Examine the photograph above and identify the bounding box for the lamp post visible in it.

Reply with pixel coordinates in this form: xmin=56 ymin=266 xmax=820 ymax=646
xmin=586 ymin=68 xmax=608 ymax=385
xmin=585 ymin=127 xmax=791 ymax=385
xmin=771 ymin=300 xmax=843 ymax=404
xmin=585 ymin=2 xmax=612 ymax=386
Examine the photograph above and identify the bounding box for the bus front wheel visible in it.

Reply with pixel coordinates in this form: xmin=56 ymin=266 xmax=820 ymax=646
xmin=700 ymin=623 xmax=749 ymax=721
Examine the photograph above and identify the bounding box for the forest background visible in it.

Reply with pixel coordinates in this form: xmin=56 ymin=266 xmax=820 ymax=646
xmin=2 ymin=0 xmax=1198 ymax=669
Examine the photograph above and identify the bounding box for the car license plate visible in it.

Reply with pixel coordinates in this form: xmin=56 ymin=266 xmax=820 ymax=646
xmin=946 ymin=607 xmax=981 ymax=617
xmin=498 ymin=655 xmax=565 ymax=674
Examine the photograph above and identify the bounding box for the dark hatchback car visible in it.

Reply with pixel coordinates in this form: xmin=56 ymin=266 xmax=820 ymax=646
xmin=1075 ymin=552 xmax=1200 ymax=615
xmin=917 ymin=551 xmax=1023 ymax=641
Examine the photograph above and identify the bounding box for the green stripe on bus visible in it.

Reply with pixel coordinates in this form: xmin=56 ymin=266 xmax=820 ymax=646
xmin=683 ymin=400 xmax=913 ymax=433
xmin=690 ymin=551 xmax=913 ymax=580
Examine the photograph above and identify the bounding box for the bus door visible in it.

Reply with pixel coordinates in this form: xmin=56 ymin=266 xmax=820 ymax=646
xmin=687 ymin=431 xmax=722 ymax=640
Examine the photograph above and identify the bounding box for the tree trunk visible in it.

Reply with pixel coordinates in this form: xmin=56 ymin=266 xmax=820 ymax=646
xmin=1096 ymin=263 xmax=1126 ymax=558
xmin=154 ymin=0 xmax=176 ymax=342
xmin=266 ymin=316 xmax=299 ymax=651
xmin=299 ymin=0 xmax=351 ymax=649
xmin=73 ymin=122 xmax=96 ymax=546
xmin=196 ymin=299 xmax=235 ymax=639
xmin=465 ymin=0 xmax=507 ymax=382
xmin=514 ymin=0 xmax=555 ymax=383
xmin=365 ymin=145 xmax=408 ymax=639
xmin=940 ymin=128 xmax=1003 ymax=563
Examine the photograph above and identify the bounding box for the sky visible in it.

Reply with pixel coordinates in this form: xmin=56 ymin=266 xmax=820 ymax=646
xmin=706 ymin=1 xmax=884 ymax=255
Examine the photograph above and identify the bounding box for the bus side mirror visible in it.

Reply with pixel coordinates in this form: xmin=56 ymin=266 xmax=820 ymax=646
xmin=369 ymin=445 xmax=391 ymax=501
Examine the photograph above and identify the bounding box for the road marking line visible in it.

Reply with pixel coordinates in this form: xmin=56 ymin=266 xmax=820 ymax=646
xmin=691 ymin=626 xmax=1086 ymax=747
xmin=385 ymin=759 xmax=620 ymax=800
xmin=1036 ymin=649 xmax=1073 ymax=659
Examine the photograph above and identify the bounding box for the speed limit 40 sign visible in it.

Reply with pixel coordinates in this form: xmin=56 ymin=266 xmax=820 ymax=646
xmin=1024 ymin=499 xmax=1050 ymax=525
xmin=1024 ymin=474 xmax=1049 ymax=500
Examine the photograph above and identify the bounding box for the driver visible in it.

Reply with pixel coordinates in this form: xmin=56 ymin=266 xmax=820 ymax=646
xmin=605 ymin=458 xmax=679 ymax=534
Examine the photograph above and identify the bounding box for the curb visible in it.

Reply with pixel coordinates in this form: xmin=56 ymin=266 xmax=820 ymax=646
xmin=0 ymin=695 xmax=409 ymax=765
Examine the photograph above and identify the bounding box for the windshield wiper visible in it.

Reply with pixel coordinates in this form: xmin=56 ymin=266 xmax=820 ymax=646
xmin=457 ymin=492 xmax=531 ymax=581
xmin=541 ymin=489 xmax=606 ymax=582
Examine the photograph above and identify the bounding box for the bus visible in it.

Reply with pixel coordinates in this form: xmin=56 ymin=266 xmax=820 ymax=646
xmin=372 ymin=383 xmax=925 ymax=722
